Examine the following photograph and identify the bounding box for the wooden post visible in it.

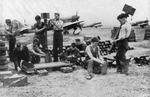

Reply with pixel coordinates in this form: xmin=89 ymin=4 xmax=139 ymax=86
xmin=41 ymin=13 xmax=50 ymax=50
xmin=44 ymin=18 xmax=48 ymax=49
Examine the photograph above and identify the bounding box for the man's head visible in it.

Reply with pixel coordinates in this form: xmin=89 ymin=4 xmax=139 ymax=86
xmin=91 ymin=37 xmax=99 ymax=47
xmin=5 ymin=19 xmax=11 ymax=26
xmin=15 ymin=42 xmax=22 ymax=51
xmin=117 ymin=13 xmax=129 ymax=25
xmin=16 ymin=42 xmax=21 ymax=48
xmin=71 ymin=43 xmax=76 ymax=48
xmin=33 ymin=38 xmax=39 ymax=46
xmin=35 ymin=15 xmax=41 ymax=23
xmin=54 ymin=13 xmax=60 ymax=20
xmin=75 ymin=39 xmax=81 ymax=45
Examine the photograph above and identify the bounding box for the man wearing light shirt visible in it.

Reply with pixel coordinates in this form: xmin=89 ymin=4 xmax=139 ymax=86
xmin=115 ymin=13 xmax=131 ymax=75
xmin=50 ymin=13 xmax=64 ymax=62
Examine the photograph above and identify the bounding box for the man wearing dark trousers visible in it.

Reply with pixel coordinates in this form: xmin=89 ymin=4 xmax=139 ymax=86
xmin=115 ymin=13 xmax=131 ymax=75
xmin=13 ymin=43 xmax=22 ymax=71
xmin=50 ymin=13 xmax=63 ymax=62
xmin=4 ymin=19 xmax=16 ymax=62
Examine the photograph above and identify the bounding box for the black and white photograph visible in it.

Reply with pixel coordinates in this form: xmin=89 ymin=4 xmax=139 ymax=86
xmin=0 ymin=0 xmax=150 ymax=97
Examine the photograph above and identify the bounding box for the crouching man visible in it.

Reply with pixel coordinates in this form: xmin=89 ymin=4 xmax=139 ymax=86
xmin=85 ymin=37 xmax=108 ymax=80
xmin=13 ymin=42 xmax=32 ymax=72
xmin=28 ymin=38 xmax=46 ymax=64
xmin=13 ymin=38 xmax=46 ymax=72
xmin=66 ymin=43 xmax=80 ymax=63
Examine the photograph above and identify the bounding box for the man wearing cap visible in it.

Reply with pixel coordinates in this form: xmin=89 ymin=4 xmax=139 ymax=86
xmin=115 ymin=13 xmax=131 ymax=75
xmin=33 ymin=15 xmax=47 ymax=52
xmin=49 ymin=13 xmax=64 ymax=62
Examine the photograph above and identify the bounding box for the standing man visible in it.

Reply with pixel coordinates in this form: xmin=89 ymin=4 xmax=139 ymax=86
xmin=115 ymin=13 xmax=131 ymax=75
xmin=33 ymin=15 xmax=47 ymax=52
xmin=50 ymin=13 xmax=63 ymax=62
xmin=4 ymin=19 xmax=16 ymax=62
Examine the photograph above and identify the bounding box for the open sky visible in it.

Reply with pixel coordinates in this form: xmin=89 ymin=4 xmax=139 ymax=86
xmin=0 ymin=0 xmax=149 ymax=27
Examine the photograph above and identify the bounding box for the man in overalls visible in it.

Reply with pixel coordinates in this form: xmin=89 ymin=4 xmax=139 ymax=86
xmin=115 ymin=13 xmax=131 ymax=75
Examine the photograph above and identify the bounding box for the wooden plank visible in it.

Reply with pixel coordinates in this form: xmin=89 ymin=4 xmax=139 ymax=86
xmin=37 ymin=69 xmax=48 ymax=76
xmin=34 ymin=62 xmax=71 ymax=70
xmin=22 ymin=69 xmax=36 ymax=75
xmin=0 ymin=65 xmax=8 ymax=70
xmin=0 ymin=71 xmax=12 ymax=76
xmin=2 ymin=74 xmax=27 ymax=87
xmin=0 ymin=71 xmax=13 ymax=80
xmin=9 ymin=76 xmax=28 ymax=87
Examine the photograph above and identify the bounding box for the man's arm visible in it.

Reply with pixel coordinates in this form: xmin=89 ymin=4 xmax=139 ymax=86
xmin=28 ymin=44 xmax=45 ymax=56
xmin=125 ymin=24 xmax=132 ymax=38
xmin=31 ymin=48 xmax=45 ymax=56
xmin=50 ymin=20 xmax=64 ymax=30
xmin=33 ymin=23 xmax=46 ymax=34
xmin=35 ymin=27 xmax=46 ymax=34
xmin=35 ymin=47 xmax=46 ymax=55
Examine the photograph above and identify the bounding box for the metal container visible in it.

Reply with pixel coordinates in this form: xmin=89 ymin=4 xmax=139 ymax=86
xmin=123 ymin=4 xmax=136 ymax=16
xmin=41 ymin=13 xmax=50 ymax=19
